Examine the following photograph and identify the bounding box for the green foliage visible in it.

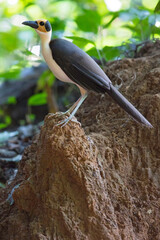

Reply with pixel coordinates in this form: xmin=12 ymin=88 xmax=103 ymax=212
xmin=37 ymin=70 xmax=55 ymax=89
xmin=86 ymin=47 xmax=100 ymax=59
xmin=154 ymin=0 xmax=160 ymax=13
xmin=26 ymin=113 xmax=36 ymax=123
xmin=0 ymin=109 xmax=11 ymax=129
xmin=51 ymin=17 xmax=66 ymax=38
xmin=66 ymin=36 xmax=95 ymax=48
xmin=7 ymin=96 xmax=17 ymax=105
xmin=0 ymin=65 xmax=21 ymax=80
xmin=0 ymin=0 xmax=159 ymax=71
xmin=28 ymin=92 xmax=47 ymax=106
xmin=119 ymin=8 xmax=157 ymax=41
xmin=75 ymin=9 xmax=102 ymax=34
xmin=103 ymin=46 xmax=121 ymax=60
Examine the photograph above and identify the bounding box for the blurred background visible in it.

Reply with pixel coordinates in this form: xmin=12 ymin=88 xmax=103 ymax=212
xmin=0 ymin=0 xmax=160 ymax=130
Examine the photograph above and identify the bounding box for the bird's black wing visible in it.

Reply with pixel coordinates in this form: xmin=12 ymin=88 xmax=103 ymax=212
xmin=49 ymin=39 xmax=111 ymax=93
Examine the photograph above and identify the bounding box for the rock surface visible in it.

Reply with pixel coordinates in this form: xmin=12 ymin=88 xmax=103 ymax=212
xmin=0 ymin=42 xmax=160 ymax=240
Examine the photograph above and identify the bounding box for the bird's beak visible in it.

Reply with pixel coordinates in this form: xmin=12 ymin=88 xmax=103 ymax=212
xmin=22 ymin=21 xmax=38 ymax=29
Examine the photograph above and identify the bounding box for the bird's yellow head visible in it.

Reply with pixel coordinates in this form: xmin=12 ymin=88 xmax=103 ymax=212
xmin=22 ymin=19 xmax=51 ymax=35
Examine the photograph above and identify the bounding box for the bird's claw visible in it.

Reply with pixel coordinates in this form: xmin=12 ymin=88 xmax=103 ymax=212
xmin=56 ymin=118 xmax=69 ymax=127
xmin=56 ymin=116 xmax=81 ymax=127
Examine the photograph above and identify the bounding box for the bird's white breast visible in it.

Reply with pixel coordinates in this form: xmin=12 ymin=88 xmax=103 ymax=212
xmin=41 ymin=43 xmax=73 ymax=83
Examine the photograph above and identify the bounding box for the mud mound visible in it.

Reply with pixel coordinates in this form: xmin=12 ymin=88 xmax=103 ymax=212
xmin=0 ymin=41 xmax=160 ymax=240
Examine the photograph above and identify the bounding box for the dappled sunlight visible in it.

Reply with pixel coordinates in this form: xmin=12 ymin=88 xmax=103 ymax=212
xmin=104 ymin=0 xmax=122 ymax=12
xmin=7 ymin=0 xmax=19 ymax=5
xmin=11 ymin=15 xmax=27 ymax=27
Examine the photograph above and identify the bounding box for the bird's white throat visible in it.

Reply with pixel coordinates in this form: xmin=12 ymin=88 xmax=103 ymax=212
xmin=36 ymin=29 xmax=52 ymax=43
xmin=41 ymin=40 xmax=73 ymax=84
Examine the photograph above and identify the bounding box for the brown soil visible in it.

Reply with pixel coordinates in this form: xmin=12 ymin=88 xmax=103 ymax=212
xmin=0 ymin=41 xmax=160 ymax=240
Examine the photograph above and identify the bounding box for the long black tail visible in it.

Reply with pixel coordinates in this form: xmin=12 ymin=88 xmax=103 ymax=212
xmin=107 ymin=85 xmax=153 ymax=128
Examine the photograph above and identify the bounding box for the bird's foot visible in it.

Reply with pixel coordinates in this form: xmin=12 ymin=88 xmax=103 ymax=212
xmin=55 ymin=93 xmax=87 ymax=127
xmin=56 ymin=114 xmax=81 ymax=127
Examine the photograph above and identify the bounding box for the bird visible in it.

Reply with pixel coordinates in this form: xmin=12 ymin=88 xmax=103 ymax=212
xmin=22 ymin=19 xmax=153 ymax=128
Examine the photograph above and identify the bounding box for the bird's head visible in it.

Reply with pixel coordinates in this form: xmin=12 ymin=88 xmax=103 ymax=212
xmin=22 ymin=19 xmax=52 ymax=41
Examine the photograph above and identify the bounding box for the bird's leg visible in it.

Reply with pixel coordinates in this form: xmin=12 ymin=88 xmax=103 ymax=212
xmin=56 ymin=93 xmax=88 ymax=127
xmin=58 ymin=97 xmax=83 ymax=116
xmin=56 ymin=96 xmax=84 ymax=118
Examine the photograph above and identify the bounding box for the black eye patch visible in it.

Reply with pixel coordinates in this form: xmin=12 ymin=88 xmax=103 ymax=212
xmin=45 ymin=20 xmax=51 ymax=32
xmin=40 ymin=21 xmax=44 ymax=26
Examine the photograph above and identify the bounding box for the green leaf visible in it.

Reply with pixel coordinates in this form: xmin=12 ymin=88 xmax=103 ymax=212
xmin=0 ymin=66 xmax=21 ymax=80
xmin=37 ymin=70 xmax=55 ymax=90
xmin=21 ymin=49 xmax=34 ymax=56
xmin=28 ymin=92 xmax=47 ymax=106
xmin=0 ymin=115 xmax=11 ymax=129
xmin=129 ymin=8 xmax=150 ymax=20
xmin=0 ymin=31 xmax=21 ymax=52
xmin=86 ymin=47 xmax=100 ymax=59
xmin=123 ymin=14 xmax=153 ymax=41
xmin=0 ymin=123 xmax=8 ymax=129
xmin=75 ymin=9 xmax=101 ymax=33
xmin=155 ymin=0 xmax=160 ymax=12
xmin=29 ymin=114 xmax=35 ymax=121
xmin=148 ymin=15 xmax=156 ymax=25
xmin=26 ymin=114 xmax=35 ymax=122
xmin=51 ymin=17 xmax=66 ymax=37
xmin=103 ymin=13 xmax=119 ymax=28
xmin=65 ymin=36 xmax=95 ymax=48
xmin=102 ymin=46 xmax=120 ymax=61
xmin=151 ymin=25 xmax=160 ymax=34
xmin=7 ymin=96 xmax=17 ymax=105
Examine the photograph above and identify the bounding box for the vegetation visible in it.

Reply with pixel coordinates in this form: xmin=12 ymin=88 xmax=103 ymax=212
xmin=0 ymin=0 xmax=160 ymax=129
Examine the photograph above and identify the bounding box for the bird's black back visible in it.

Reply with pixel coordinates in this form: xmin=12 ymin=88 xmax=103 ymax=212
xmin=49 ymin=38 xmax=111 ymax=93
